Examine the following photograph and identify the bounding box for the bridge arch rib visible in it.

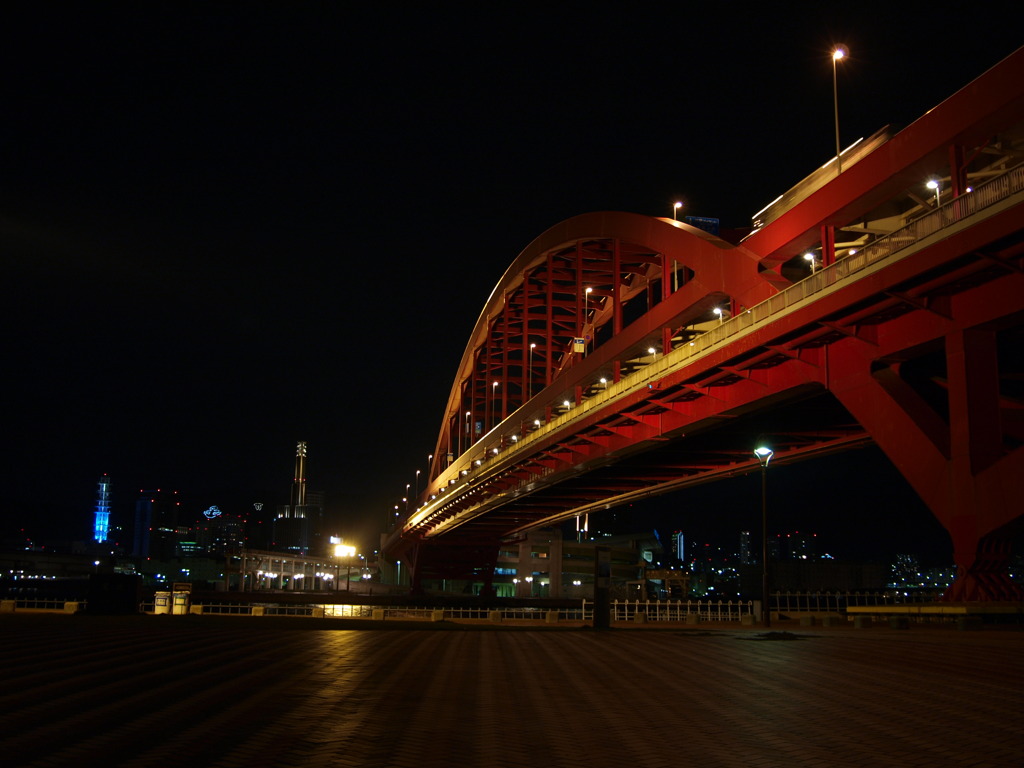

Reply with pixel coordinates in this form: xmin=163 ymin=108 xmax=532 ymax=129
xmin=426 ymin=211 xmax=775 ymax=491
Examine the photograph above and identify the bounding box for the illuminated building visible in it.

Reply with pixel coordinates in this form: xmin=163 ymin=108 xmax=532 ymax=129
xmin=195 ymin=511 xmax=246 ymax=556
xmin=491 ymin=528 xmax=648 ymax=599
xmin=273 ymin=442 xmax=324 ymax=555
xmin=739 ymin=530 xmax=753 ymax=565
xmin=673 ymin=531 xmax=686 ymax=562
xmin=93 ymin=474 xmax=112 ymax=543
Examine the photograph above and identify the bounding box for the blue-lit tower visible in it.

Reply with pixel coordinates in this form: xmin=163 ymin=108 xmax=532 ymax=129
xmin=94 ymin=474 xmax=112 ymax=542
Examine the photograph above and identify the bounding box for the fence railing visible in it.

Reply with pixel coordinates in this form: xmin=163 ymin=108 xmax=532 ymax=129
xmin=7 ymin=591 xmax=950 ymax=622
xmin=607 ymin=599 xmax=754 ymax=622
xmin=181 ymin=599 xmax=753 ymax=623
xmin=770 ymin=591 xmax=943 ymax=614
xmin=1 ymin=597 xmax=85 ymax=613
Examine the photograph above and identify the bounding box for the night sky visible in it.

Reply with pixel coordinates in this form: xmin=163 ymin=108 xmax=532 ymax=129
xmin=4 ymin=4 xmax=1020 ymax=561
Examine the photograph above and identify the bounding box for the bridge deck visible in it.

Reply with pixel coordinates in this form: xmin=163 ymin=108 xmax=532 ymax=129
xmin=2 ymin=615 xmax=1020 ymax=767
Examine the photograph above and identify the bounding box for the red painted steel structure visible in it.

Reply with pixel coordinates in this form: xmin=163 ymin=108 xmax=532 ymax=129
xmin=385 ymin=48 xmax=1024 ymax=601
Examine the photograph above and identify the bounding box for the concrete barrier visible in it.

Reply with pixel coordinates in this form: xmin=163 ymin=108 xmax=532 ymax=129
xmin=154 ymin=591 xmax=171 ymax=615
xmin=172 ymin=592 xmax=190 ymax=615
xmin=251 ymin=606 xmax=266 ymax=617
xmin=372 ymin=609 xmax=385 ymax=621
xmin=63 ymin=602 xmax=80 ymax=614
xmin=0 ymin=600 xmax=15 ymax=613
xmin=190 ymin=605 xmax=204 ymax=615
xmin=488 ymin=610 xmax=502 ymax=623
xmin=545 ymin=611 xmax=559 ymax=624
xmin=311 ymin=607 xmax=325 ymax=619
xmin=431 ymin=610 xmax=444 ymax=622
xmin=634 ymin=612 xmax=647 ymax=624
xmin=686 ymin=613 xmax=700 ymax=625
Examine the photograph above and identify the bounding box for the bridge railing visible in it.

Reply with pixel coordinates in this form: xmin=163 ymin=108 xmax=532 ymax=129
xmin=755 ymin=162 xmax=1024 ymax=321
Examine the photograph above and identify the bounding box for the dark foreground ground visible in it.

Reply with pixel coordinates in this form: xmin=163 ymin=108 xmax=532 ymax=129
xmin=1 ymin=614 xmax=1021 ymax=767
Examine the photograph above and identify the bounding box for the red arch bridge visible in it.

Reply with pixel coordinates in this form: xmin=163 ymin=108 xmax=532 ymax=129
xmin=383 ymin=48 xmax=1024 ymax=602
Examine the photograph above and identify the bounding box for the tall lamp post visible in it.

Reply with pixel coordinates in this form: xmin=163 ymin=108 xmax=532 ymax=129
xmin=528 ymin=343 xmax=536 ymax=399
xmin=491 ymin=381 xmax=499 ymax=430
xmin=673 ymin=201 xmax=683 ymax=220
xmin=832 ymin=45 xmax=848 ymax=174
xmin=754 ymin=445 xmax=774 ymax=627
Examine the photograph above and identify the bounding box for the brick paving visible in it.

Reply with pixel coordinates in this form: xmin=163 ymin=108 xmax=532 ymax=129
xmin=0 ymin=614 xmax=1021 ymax=767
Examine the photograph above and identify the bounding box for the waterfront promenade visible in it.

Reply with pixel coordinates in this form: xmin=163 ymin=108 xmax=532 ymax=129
xmin=1 ymin=614 xmax=1020 ymax=767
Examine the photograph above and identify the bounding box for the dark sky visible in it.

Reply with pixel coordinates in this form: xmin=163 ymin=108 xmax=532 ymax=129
xmin=4 ymin=3 xmax=1020 ymax=561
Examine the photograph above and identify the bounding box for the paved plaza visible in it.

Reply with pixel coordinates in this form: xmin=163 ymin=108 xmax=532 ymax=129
xmin=1 ymin=614 xmax=1021 ymax=767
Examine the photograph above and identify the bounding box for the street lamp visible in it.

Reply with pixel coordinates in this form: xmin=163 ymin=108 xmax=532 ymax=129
xmin=926 ymin=179 xmax=941 ymax=208
xmin=832 ymin=45 xmax=849 ymax=174
xmin=804 ymin=252 xmax=819 ymax=273
xmin=583 ymin=287 xmax=593 ymax=354
xmin=754 ymin=445 xmax=774 ymax=627
xmin=491 ymin=381 xmax=500 ymax=429
xmin=673 ymin=201 xmax=683 ymax=220
xmin=528 ymin=342 xmax=536 ymax=399
xmin=334 ymin=541 xmax=356 ymax=592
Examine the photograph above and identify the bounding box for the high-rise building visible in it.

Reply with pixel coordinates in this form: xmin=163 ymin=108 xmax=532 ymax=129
xmin=672 ymin=531 xmax=685 ymax=561
xmin=195 ymin=510 xmax=247 ymax=556
xmin=93 ymin=474 xmax=112 ymax=543
xmin=739 ymin=530 xmax=753 ymax=565
xmin=787 ymin=531 xmax=818 ymax=560
xmin=273 ymin=442 xmax=324 ymax=555
xmin=133 ymin=489 xmax=182 ymax=559
xmin=771 ymin=530 xmax=819 ymax=560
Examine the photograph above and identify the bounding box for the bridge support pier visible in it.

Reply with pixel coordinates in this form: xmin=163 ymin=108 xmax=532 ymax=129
xmin=828 ymin=292 xmax=1024 ymax=602
xmin=405 ymin=540 xmax=500 ymax=597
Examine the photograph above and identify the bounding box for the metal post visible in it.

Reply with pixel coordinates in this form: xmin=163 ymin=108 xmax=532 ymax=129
xmin=754 ymin=445 xmax=773 ymax=627
xmin=761 ymin=465 xmax=770 ymax=628
xmin=833 ymin=57 xmax=841 ymax=174
xmin=593 ymin=546 xmax=610 ymax=630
